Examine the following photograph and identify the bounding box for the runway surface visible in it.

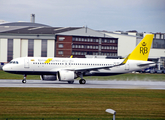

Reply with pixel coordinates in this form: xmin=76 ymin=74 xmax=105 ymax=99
xmin=0 ymin=79 xmax=165 ymax=89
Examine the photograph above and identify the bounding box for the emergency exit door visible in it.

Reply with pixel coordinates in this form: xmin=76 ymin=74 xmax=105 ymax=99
xmin=125 ymin=61 xmax=129 ymax=70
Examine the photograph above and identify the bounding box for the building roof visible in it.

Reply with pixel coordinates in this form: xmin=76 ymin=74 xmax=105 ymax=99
xmin=0 ymin=22 xmax=82 ymax=34
xmin=0 ymin=22 xmax=50 ymax=27
xmin=0 ymin=26 xmax=82 ymax=34
xmin=0 ymin=22 xmax=114 ymax=38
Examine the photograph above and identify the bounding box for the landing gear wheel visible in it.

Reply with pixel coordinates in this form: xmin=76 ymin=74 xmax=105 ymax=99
xmin=79 ymin=79 xmax=86 ymax=84
xmin=22 ymin=79 xmax=26 ymax=83
xmin=22 ymin=74 xmax=27 ymax=84
xmin=68 ymin=81 xmax=74 ymax=84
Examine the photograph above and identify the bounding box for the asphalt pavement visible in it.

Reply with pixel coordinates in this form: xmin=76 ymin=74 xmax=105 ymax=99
xmin=0 ymin=79 xmax=165 ymax=89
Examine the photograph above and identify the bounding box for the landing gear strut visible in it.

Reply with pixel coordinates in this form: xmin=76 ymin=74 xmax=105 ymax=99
xmin=22 ymin=75 xmax=27 ymax=83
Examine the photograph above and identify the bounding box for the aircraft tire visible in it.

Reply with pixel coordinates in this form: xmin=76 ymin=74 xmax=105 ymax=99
xmin=79 ymin=79 xmax=86 ymax=84
xmin=22 ymin=79 xmax=26 ymax=84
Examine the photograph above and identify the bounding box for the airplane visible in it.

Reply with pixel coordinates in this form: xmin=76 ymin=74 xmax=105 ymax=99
xmin=2 ymin=34 xmax=155 ymax=84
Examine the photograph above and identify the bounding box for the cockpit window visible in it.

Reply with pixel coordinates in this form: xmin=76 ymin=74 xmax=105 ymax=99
xmin=9 ymin=61 xmax=19 ymax=64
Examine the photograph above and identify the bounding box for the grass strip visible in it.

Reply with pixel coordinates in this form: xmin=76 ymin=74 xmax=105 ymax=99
xmin=0 ymin=88 xmax=164 ymax=119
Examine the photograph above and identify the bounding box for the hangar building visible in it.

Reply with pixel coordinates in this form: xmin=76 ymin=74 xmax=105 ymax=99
xmin=0 ymin=22 xmax=118 ymax=63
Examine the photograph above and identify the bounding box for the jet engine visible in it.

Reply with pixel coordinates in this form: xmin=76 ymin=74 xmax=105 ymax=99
xmin=40 ymin=75 xmax=57 ymax=81
xmin=58 ymin=70 xmax=75 ymax=81
xmin=40 ymin=70 xmax=76 ymax=84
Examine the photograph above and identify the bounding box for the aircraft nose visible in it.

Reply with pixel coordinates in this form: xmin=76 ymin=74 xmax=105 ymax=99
xmin=2 ymin=64 xmax=8 ymax=71
xmin=2 ymin=65 xmax=5 ymax=71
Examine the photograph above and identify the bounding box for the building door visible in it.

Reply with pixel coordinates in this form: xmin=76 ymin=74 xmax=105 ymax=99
xmin=24 ymin=58 xmax=30 ymax=68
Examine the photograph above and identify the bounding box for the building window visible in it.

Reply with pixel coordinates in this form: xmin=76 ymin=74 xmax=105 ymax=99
xmin=41 ymin=40 xmax=47 ymax=57
xmin=59 ymin=37 xmax=65 ymax=41
xmin=153 ymin=39 xmax=165 ymax=49
xmin=72 ymin=37 xmax=75 ymax=41
xmin=155 ymin=34 xmax=160 ymax=39
xmin=110 ymin=40 xmax=113 ymax=43
xmin=161 ymin=34 xmax=164 ymax=39
xmin=72 ymin=45 xmax=75 ymax=48
xmin=58 ymin=44 xmax=63 ymax=48
xmin=58 ymin=51 xmax=63 ymax=55
xmin=28 ymin=39 xmax=34 ymax=57
xmin=7 ymin=39 xmax=13 ymax=62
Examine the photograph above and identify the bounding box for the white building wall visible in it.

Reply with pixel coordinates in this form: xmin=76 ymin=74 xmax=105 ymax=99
xmin=21 ymin=39 xmax=28 ymax=57
xmin=13 ymin=39 xmax=21 ymax=59
xmin=34 ymin=40 xmax=41 ymax=57
xmin=0 ymin=39 xmax=7 ymax=62
xmin=150 ymin=49 xmax=165 ymax=58
xmin=47 ymin=40 xmax=54 ymax=57
xmin=104 ymin=33 xmax=137 ymax=57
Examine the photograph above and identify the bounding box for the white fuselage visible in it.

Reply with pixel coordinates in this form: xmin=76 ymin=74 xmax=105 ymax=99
xmin=2 ymin=57 xmax=155 ymax=76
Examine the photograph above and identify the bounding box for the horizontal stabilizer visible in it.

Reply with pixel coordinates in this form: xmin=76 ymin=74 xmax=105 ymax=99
xmin=137 ymin=62 xmax=156 ymax=67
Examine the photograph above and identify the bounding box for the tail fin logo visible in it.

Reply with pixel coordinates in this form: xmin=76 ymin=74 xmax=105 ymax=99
xmin=140 ymin=42 xmax=148 ymax=55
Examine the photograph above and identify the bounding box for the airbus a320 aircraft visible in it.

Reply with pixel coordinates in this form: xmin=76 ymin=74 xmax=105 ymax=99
xmin=2 ymin=34 xmax=155 ymax=84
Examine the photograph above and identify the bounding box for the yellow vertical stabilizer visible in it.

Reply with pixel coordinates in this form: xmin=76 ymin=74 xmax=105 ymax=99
xmin=128 ymin=34 xmax=154 ymax=61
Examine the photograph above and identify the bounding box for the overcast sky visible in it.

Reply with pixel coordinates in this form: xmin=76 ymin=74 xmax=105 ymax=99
xmin=0 ymin=0 xmax=165 ymax=33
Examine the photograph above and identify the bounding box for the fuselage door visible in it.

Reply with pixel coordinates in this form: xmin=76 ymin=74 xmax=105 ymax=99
xmin=24 ymin=59 xmax=30 ymax=68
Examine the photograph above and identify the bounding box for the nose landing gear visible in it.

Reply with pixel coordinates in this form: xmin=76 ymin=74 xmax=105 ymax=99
xmin=22 ymin=75 xmax=27 ymax=83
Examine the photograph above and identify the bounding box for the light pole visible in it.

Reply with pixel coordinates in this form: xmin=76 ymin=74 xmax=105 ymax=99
xmin=105 ymin=109 xmax=116 ymax=120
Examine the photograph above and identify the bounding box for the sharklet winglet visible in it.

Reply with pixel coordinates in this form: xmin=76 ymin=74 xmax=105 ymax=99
xmin=120 ymin=54 xmax=130 ymax=65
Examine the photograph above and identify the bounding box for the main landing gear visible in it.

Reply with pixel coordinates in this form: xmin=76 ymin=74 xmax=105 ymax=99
xmin=22 ymin=75 xmax=27 ymax=83
xmin=79 ymin=73 xmax=86 ymax=84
